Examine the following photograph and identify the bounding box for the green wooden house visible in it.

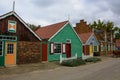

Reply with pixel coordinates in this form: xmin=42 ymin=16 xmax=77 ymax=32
xmin=35 ymin=21 xmax=82 ymax=61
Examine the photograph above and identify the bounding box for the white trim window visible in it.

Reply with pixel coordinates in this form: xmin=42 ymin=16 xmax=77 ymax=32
xmin=0 ymin=41 xmax=3 ymax=56
xmin=54 ymin=43 xmax=62 ymax=53
xmin=50 ymin=42 xmax=66 ymax=54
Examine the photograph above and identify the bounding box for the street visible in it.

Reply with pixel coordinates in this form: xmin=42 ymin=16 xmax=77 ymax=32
xmin=0 ymin=57 xmax=120 ymax=80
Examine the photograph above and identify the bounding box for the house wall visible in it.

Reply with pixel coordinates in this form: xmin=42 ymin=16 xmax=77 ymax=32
xmin=17 ymin=41 xmax=41 ymax=64
xmin=0 ymin=15 xmax=39 ymax=41
xmin=0 ymin=14 xmax=41 ymax=66
xmin=48 ymin=23 xmax=82 ymax=61
xmin=86 ymin=35 xmax=99 ymax=46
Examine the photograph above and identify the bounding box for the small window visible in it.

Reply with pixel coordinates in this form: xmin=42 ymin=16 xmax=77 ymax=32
xmin=54 ymin=43 xmax=61 ymax=53
xmin=7 ymin=44 xmax=14 ymax=54
xmin=66 ymin=39 xmax=71 ymax=43
xmin=94 ymin=46 xmax=98 ymax=52
xmin=0 ymin=41 xmax=3 ymax=56
xmin=0 ymin=36 xmax=2 ymax=39
xmin=108 ymin=44 xmax=110 ymax=51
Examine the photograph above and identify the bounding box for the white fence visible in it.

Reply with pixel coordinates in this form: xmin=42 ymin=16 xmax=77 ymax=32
xmin=60 ymin=53 xmax=77 ymax=63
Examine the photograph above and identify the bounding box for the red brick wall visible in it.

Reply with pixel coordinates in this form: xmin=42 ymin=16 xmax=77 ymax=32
xmin=74 ymin=20 xmax=92 ymax=34
xmin=17 ymin=41 xmax=41 ymax=64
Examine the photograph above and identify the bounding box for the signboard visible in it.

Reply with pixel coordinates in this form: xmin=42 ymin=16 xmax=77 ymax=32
xmin=8 ymin=20 xmax=16 ymax=33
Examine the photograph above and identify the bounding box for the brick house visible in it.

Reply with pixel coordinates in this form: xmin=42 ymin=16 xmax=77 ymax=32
xmin=0 ymin=11 xmax=41 ymax=66
xmin=74 ymin=19 xmax=115 ymax=56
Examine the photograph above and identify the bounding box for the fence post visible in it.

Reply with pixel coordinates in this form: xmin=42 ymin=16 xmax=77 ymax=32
xmin=60 ymin=54 xmax=62 ymax=64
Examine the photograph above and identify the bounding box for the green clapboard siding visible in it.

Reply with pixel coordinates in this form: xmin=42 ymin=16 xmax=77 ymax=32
xmin=48 ymin=23 xmax=82 ymax=61
xmin=0 ymin=41 xmax=5 ymax=66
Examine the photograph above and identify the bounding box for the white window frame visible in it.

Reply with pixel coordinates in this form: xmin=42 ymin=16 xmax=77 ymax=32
xmin=54 ymin=42 xmax=62 ymax=54
xmin=66 ymin=39 xmax=71 ymax=43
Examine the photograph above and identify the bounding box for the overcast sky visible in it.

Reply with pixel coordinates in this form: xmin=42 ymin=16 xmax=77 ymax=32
xmin=0 ymin=0 xmax=120 ymax=27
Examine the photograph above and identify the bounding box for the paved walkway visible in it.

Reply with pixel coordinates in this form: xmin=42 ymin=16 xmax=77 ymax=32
xmin=0 ymin=57 xmax=120 ymax=80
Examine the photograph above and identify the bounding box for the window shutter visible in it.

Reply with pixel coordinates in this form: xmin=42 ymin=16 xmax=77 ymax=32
xmin=50 ymin=42 xmax=54 ymax=54
xmin=62 ymin=44 xmax=66 ymax=53
xmin=86 ymin=45 xmax=90 ymax=55
xmin=83 ymin=46 xmax=85 ymax=54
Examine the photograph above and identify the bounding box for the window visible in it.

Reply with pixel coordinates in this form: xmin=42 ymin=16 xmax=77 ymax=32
xmin=66 ymin=39 xmax=71 ymax=43
xmin=50 ymin=43 xmax=66 ymax=54
xmin=108 ymin=44 xmax=110 ymax=51
xmin=101 ymin=44 xmax=104 ymax=51
xmin=0 ymin=36 xmax=17 ymax=41
xmin=94 ymin=46 xmax=98 ymax=52
xmin=54 ymin=43 xmax=62 ymax=53
xmin=7 ymin=44 xmax=14 ymax=54
xmin=0 ymin=41 xmax=3 ymax=56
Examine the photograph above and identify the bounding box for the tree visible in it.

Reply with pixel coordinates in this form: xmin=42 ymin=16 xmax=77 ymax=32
xmin=27 ymin=23 xmax=39 ymax=31
xmin=90 ymin=19 xmax=106 ymax=30
xmin=106 ymin=21 xmax=114 ymax=32
xmin=90 ymin=19 xmax=120 ymax=39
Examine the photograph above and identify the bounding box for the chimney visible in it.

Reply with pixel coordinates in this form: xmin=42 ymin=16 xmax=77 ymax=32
xmin=38 ymin=25 xmax=41 ymax=28
xmin=80 ymin=19 xmax=84 ymax=23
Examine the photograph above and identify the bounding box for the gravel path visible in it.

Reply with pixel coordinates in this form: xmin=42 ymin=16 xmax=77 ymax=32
xmin=0 ymin=57 xmax=120 ymax=80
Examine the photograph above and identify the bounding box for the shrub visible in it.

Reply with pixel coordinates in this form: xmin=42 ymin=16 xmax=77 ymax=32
xmin=61 ymin=58 xmax=86 ymax=67
xmin=85 ymin=57 xmax=101 ymax=63
xmin=94 ymin=52 xmax=100 ymax=56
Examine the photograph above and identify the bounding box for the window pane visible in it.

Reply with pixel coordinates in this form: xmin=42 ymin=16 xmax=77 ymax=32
xmin=7 ymin=43 xmax=14 ymax=54
xmin=54 ymin=43 xmax=61 ymax=53
xmin=94 ymin=46 xmax=97 ymax=52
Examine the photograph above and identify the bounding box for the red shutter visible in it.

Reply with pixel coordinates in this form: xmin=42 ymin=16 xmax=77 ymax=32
xmin=86 ymin=45 xmax=90 ymax=55
xmin=50 ymin=42 xmax=54 ymax=54
xmin=62 ymin=43 xmax=66 ymax=53
xmin=83 ymin=46 xmax=85 ymax=54
xmin=84 ymin=45 xmax=90 ymax=55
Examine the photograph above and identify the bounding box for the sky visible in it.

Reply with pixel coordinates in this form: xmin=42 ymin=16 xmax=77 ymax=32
xmin=0 ymin=0 xmax=120 ymax=27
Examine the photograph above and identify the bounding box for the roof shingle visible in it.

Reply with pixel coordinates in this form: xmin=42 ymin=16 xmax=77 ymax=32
xmin=35 ymin=21 xmax=68 ymax=39
xmin=78 ymin=32 xmax=92 ymax=44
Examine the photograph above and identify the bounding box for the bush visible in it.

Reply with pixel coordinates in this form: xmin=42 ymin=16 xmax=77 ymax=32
xmin=85 ymin=57 xmax=101 ymax=63
xmin=61 ymin=58 xmax=86 ymax=67
xmin=94 ymin=52 xmax=100 ymax=56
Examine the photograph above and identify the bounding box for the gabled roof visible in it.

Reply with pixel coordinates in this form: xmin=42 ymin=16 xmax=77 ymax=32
xmin=78 ymin=32 xmax=92 ymax=44
xmin=116 ymin=39 xmax=120 ymax=47
xmin=35 ymin=21 xmax=68 ymax=40
xmin=0 ymin=11 xmax=41 ymax=41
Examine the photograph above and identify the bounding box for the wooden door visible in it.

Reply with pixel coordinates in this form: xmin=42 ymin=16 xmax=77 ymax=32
xmin=66 ymin=44 xmax=71 ymax=58
xmin=42 ymin=44 xmax=47 ymax=61
xmin=5 ymin=42 xmax=16 ymax=66
xmin=90 ymin=45 xmax=93 ymax=56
